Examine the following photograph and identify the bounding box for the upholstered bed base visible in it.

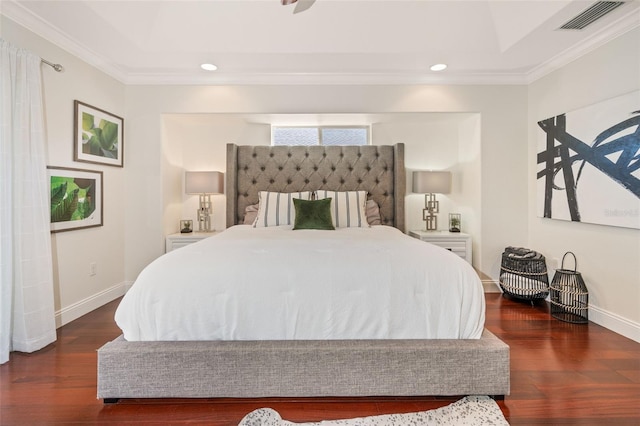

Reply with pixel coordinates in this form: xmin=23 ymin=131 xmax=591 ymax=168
xmin=97 ymin=329 xmax=509 ymax=402
xmin=97 ymin=143 xmax=510 ymax=402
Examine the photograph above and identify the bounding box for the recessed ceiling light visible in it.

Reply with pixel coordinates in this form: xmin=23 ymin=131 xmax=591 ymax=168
xmin=200 ymin=63 xmax=218 ymax=71
xmin=430 ymin=63 xmax=447 ymax=72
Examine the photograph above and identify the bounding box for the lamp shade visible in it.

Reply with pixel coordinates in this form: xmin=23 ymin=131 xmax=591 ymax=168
xmin=185 ymin=171 xmax=224 ymax=194
xmin=412 ymin=171 xmax=451 ymax=194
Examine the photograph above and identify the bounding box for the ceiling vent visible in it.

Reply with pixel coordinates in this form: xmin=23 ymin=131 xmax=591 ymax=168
xmin=559 ymin=1 xmax=625 ymax=30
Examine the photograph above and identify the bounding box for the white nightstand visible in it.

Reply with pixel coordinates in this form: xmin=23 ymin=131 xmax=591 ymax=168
xmin=165 ymin=232 xmax=218 ymax=253
xmin=408 ymin=230 xmax=472 ymax=264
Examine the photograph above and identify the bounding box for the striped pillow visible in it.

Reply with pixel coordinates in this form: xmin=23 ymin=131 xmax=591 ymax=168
xmin=253 ymin=191 xmax=313 ymax=227
xmin=315 ymin=190 xmax=369 ymax=228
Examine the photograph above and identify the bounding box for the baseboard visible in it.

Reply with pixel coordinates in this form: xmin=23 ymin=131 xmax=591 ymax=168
xmin=480 ymin=274 xmax=638 ymax=342
xmin=589 ymin=305 xmax=640 ymax=343
xmin=55 ymin=282 xmax=128 ymax=328
xmin=482 ymin=279 xmax=502 ymax=293
xmin=55 ymin=281 xmax=639 ymax=343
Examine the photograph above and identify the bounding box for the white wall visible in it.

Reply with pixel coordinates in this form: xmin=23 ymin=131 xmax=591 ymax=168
xmin=6 ymin=13 xmax=636 ymax=341
xmin=162 ymin=113 xmax=481 ymax=249
xmin=7 ymin=11 xmax=640 ymax=340
xmin=2 ymin=16 xmax=127 ymax=326
xmin=457 ymin=115 xmax=483 ymax=266
xmin=528 ymin=28 xmax=640 ymax=341
xmin=161 ymin=114 xmax=268 ymax=234
xmin=124 ymin=85 xmax=528 ymax=285
xmin=4 ymin=16 xmax=528 ymax=329
xmin=371 ymin=114 xmax=481 ymax=239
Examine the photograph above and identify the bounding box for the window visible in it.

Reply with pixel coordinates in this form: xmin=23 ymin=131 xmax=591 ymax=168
xmin=272 ymin=126 xmax=369 ymax=146
xmin=272 ymin=127 xmax=319 ymax=146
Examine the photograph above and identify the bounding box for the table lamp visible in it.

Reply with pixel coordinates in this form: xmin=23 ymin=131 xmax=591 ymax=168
xmin=412 ymin=171 xmax=451 ymax=231
xmin=185 ymin=171 xmax=224 ymax=232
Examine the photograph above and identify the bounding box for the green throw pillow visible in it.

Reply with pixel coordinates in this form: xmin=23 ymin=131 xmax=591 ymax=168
xmin=293 ymin=198 xmax=335 ymax=230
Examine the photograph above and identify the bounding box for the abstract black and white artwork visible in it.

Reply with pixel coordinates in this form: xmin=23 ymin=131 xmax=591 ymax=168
xmin=537 ymin=90 xmax=639 ymax=229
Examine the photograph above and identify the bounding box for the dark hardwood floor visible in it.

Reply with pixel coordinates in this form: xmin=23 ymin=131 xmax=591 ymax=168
xmin=1 ymin=293 xmax=639 ymax=425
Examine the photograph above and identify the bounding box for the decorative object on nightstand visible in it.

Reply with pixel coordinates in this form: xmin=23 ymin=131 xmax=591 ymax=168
xmin=499 ymin=246 xmax=549 ymax=302
xmin=408 ymin=230 xmax=472 ymax=264
xmin=412 ymin=171 xmax=451 ymax=231
xmin=550 ymin=252 xmax=589 ymax=324
xmin=185 ymin=171 xmax=224 ymax=232
xmin=180 ymin=220 xmax=193 ymax=234
xmin=449 ymin=213 xmax=461 ymax=233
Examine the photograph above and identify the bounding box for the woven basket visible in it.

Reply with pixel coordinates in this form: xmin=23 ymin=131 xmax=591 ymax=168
xmin=499 ymin=247 xmax=549 ymax=300
xmin=550 ymin=252 xmax=588 ymax=324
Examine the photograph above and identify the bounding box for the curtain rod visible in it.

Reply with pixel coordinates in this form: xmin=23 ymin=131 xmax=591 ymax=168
xmin=41 ymin=58 xmax=64 ymax=72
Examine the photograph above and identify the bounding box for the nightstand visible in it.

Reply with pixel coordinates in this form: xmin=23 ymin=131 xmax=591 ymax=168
xmin=409 ymin=230 xmax=472 ymax=264
xmin=165 ymin=232 xmax=218 ymax=253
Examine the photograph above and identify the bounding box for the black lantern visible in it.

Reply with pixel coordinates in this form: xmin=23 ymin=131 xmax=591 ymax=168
xmin=550 ymin=252 xmax=589 ymax=324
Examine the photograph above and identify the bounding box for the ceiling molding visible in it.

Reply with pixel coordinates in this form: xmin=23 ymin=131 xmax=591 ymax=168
xmin=2 ymin=0 xmax=129 ymax=83
xmin=2 ymin=2 xmax=527 ymax=86
xmin=2 ymin=0 xmax=637 ymax=87
xmin=526 ymin=7 xmax=640 ymax=84
xmin=121 ymin=72 xmax=528 ymax=86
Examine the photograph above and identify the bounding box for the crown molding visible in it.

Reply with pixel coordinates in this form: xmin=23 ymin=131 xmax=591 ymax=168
xmin=526 ymin=8 xmax=640 ymax=84
xmin=0 ymin=1 xmax=529 ymax=86
xmin=121 ymin=71 xmax=528 ymax=86
xmin=1 ymin=0 xmax=129 ymax=83
xmin=3 ymin=0 xmax=637 ymax=87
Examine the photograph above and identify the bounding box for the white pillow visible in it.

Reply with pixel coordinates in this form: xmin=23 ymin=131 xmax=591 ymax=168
xmin=315 ymin=190 xmax=369 ymax=228
xmin=253 ymin=191 xmax=312 ymax=227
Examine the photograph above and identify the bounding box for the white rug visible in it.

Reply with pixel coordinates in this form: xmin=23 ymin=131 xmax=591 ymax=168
xmin=238 ymin=395 xmax=509 ymax=426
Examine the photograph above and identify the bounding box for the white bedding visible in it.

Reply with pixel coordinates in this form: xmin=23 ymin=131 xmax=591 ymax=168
xmin=115 ymin=225 xmax=485 ymax=341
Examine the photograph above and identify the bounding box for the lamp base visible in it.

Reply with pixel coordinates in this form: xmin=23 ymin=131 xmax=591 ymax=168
xmin=424 ymin=215 xmax=437 ymax=231
xmin=422 ymin=193 xmax=439 ymax=231
xmin=197 ymin=211 xmax=210 ymax=232
xmin=197 ymin=194 xmax=212 ymax=232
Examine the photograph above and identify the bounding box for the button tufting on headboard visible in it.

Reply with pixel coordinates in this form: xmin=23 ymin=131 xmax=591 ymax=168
xmin=227 ymin=144 xmax=405 ymax=231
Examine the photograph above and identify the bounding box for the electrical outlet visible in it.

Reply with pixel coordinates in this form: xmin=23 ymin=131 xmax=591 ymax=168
xmin=89 ymin=262 xmax=97 ymax=276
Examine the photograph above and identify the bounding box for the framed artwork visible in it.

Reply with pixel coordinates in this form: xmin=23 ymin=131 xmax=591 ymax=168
xmin=48 ymin=166 xmax=103 ymax=232
xmin=536 ymin=90 xmax=639 ymax=229
xmin=74 ymin=100 xmax=124 ymax=167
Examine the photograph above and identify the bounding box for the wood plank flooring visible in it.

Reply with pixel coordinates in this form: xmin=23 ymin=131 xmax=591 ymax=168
xmin=1 ymin=293 xmax=639 ymax=425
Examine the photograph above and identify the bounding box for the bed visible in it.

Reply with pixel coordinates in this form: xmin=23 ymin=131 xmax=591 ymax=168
xmin=97 ymin=143 xmax=509 ymax=402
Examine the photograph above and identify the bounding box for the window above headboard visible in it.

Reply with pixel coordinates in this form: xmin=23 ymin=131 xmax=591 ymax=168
xmin=272 ymin=126 xmax=369 ymax=146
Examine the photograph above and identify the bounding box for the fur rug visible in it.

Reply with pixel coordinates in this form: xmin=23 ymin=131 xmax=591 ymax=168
xmin=238 ymin=395 xmax=509 ymax=425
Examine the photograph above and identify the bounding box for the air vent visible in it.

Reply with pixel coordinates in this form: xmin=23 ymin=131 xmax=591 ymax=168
xmin=559 ymin=1 xmax=625 ymax=30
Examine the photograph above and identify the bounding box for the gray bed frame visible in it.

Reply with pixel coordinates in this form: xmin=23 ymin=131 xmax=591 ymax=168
xmin=97 ymin=143 xmax=509 ymax=402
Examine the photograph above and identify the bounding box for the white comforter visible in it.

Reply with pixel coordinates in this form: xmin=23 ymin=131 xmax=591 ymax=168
xmin=115 ymin=225 xmax=485 ymax=341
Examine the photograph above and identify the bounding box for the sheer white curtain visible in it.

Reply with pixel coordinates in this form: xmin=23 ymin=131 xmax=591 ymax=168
xmin=0 ymin=39 xmax=56 ymax=364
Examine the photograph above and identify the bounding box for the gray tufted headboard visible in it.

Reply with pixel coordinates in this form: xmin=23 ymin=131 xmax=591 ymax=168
xmin=226 ymin=144 xmax=405 ymax=231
